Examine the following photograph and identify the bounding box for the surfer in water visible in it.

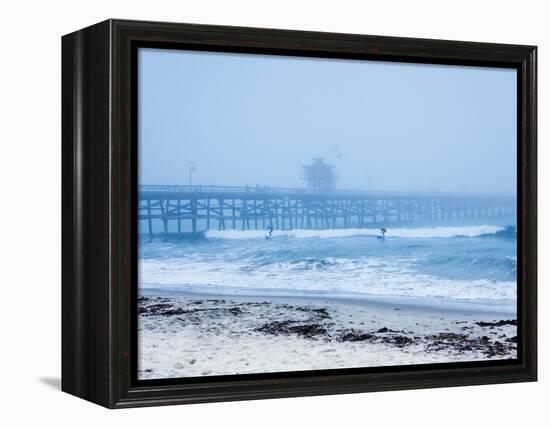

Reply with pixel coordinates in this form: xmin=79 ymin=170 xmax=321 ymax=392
xmin=378 ymin=227 xmax=387 ymax=240
xmin=265 ymin=224 xmax=274 ymax=240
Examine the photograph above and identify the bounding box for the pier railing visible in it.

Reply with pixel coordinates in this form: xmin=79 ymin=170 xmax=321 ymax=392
xmin=138 ymin=184 xmax=513 ymax=199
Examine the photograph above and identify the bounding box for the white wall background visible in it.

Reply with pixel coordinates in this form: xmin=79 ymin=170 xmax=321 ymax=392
xmin=0 ymin=0 xmax=546 ymax=426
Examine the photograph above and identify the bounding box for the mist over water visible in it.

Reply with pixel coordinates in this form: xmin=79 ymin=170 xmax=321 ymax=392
xmin=138 ymin=49 xmax=517 ymax=194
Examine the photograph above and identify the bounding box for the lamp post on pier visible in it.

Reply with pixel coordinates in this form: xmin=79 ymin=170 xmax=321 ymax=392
xmin=189 ymin=162 xmax=196 ymax=186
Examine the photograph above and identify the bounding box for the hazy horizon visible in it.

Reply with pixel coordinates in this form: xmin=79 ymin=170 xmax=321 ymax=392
xmin=138 ymin=48 xmax=517 ymax=195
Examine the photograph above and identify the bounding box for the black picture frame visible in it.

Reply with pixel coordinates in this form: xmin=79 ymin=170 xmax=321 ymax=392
xmin=62 ymin=19 xmax=537 ymax=408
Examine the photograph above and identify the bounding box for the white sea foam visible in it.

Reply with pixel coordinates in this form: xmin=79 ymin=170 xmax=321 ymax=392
xmin=205 ymin=225 xmax=505 ymax=240
xmin=139 ymin=255 xmax=516 ymax=301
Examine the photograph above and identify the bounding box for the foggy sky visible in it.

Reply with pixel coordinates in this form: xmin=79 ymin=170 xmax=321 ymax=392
xmin=138 ymin=48 xmax=517 ymax=194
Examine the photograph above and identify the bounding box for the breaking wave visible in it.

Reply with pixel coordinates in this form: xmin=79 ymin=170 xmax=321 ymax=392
xmin=205 ymin=225 xmax=511 ymax=240
xmin=140 ymin=222 xmax=517 ymax=304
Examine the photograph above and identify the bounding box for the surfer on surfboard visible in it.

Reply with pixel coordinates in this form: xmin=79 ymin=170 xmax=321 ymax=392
xmin=378 ymin=227 xmax=387 ymax=240
xmin=265 ymin=225 xmax=274 ymax=240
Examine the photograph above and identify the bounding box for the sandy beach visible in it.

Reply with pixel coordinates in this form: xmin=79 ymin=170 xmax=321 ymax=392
xmin=138 ymin=289 xmax=517 ymax=379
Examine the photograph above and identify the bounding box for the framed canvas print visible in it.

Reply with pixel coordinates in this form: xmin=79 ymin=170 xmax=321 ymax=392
xmin=62 ymin=19 xmax=537 ymax=408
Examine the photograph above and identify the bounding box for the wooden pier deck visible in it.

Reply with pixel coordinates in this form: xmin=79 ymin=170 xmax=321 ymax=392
xmin=138 ymin=185 xmax=516 ymax=237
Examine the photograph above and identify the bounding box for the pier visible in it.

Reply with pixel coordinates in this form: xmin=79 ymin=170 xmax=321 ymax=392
xmin=138 ymin=185 xmax=516 ymax=237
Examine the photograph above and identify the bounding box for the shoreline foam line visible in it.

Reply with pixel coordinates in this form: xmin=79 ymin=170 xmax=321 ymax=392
xmin=139 ymin=284 xmax=517 ymax=315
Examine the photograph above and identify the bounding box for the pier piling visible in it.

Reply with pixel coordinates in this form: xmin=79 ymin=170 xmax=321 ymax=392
xmin=137 ymin=185 xmax=516 ymax=236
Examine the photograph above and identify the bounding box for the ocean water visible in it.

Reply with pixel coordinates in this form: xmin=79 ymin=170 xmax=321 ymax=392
xmin=138 ymin=219 xmax=517 ymax=311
